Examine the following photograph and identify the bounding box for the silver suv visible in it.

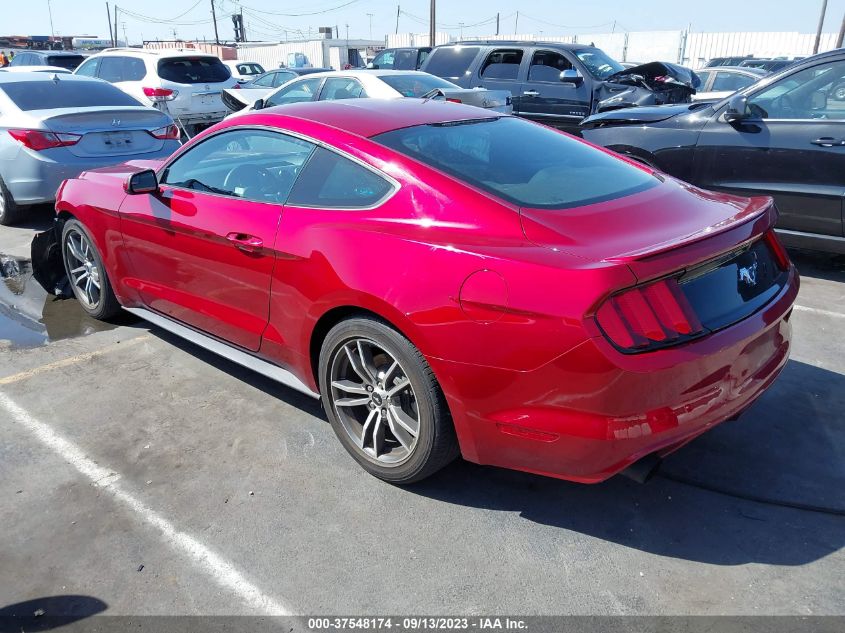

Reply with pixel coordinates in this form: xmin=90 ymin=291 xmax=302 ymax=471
xmin=74 ymin=48 xmax=237 ymax=133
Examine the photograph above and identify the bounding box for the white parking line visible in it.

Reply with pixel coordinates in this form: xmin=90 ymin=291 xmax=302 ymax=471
xmin=0 ymin=392 xmax=292 ymax=616
xmin=794 ymin=304 xmax=845 ymax=319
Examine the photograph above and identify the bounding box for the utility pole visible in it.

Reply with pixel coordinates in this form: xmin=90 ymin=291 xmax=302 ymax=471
xmin=514 ymin=10 xmax=519 ymax=35
xmin=429 ymin=0 xmax=435 ymax=47
xmin=395 ymin=5 xmax=400 ymax=35
xmin=210 ymin=0 xmax=220 ymax=45
xmin=814 ymin=0 xmax=829 ymax=54
xmin=459 ymin=22 xmax=464 ymax=39
xmin=47 ymin=0 xmax=55 ymax=40
xmin=367 ymin=13 xmax=373 ymax=39
xmin=496 ymin=12 xmax=499 ymax=36
xmin=241 ymin=7 xmax=247 ymax=42
xmin=114 ymin=5 xmax=119 ymax=47
xmin=106 ymin=2 xmax=114 ymax=47
xmin=837 ymin=11 xmax=845 ymax=48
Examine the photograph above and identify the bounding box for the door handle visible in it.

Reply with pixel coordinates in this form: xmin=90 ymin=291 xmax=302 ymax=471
xmin=810 ymin=137 xmax=845 ymax=146
xmin=523 ymin=90 xmax=540 ymax=97
xmin=226 ymin=232 xmax=263 ymax=252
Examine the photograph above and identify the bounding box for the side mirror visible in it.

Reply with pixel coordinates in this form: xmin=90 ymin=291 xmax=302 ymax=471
xmin=724 ymin=94 xmax=749 ymax=123
xmin=125 ymin=169 xmax=158 ymax=195
xmin=252 ymin=98 xmax=265 ymax=111
xmin=560 ymin=69 xmax=583 ymax=86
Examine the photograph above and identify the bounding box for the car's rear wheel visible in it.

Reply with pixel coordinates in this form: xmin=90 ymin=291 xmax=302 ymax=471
xmin=61 ymin=219 xmax=121 ymax=320
xmin=0 ymin=175 xmax=23 ymax=226
xmin=319 ymin=317 xmax=459 ymax=484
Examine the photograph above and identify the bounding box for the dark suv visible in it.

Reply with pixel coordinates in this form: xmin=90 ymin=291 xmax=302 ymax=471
xmin=368 ymin=47 xmax=431 ymax=70
xmin=9 ymin=50 xmax=86 ymax=70
xmin=420 ymin=41 xmax=697 ymax=128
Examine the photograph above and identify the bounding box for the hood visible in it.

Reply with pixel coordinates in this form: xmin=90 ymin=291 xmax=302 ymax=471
xmin=606 ymin=61 xmax=701 ymax=91
xmin=520 ymin=175 xmax=773 ymax=267
xmin=581 ymin=102 xmax=709 ymax=127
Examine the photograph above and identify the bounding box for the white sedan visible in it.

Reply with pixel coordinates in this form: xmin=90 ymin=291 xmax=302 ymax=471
xmin=223 ymin=69 xmax=512 ymax=117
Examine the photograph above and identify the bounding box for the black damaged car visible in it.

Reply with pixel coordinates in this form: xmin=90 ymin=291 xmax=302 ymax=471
xmin=580 ymin=49 xmax=845 ymax=255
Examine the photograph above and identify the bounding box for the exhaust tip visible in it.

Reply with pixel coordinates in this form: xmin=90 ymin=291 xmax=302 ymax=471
xmin=620 ymin=453 xmax=662 ymax=484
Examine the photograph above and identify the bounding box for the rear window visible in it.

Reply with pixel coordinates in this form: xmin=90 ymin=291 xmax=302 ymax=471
xmin=0 ymin=79 xmax=142 ymax=111
xmin=237 ymin=63 xmax=265 ymax=75
xmin=47 ymin=55 xmax=85 ymax=70
xmin=374 ymin=116 xmax=658 ymax=210
xmin=158 ymin=57 xmax=230 ymax=84
xmin=423 ymin=46 xmax=480 ymax=80
xmin=380 ymin=73 xmax=459 ymax=97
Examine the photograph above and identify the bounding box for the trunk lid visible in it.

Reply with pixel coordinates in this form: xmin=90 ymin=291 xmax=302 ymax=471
xmin=439 ymin=88 xmax=513 ymax=113
xmin=520 ymin=176 xmax=777 ymax=281
xmin=36 ymin=106 xmax=171 ymax=158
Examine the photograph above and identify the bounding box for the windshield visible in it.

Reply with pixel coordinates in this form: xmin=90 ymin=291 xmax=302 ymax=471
xmin=380 ymin=74 xmax=459 ymax=97
xmin=158 ymin=57 xmax=231 ymax=84
xmin=575 ymin=48 xmax=625 ymax=80
xmin=47 ymin=55 xmax=85 ymax=70
xmin=0 ymin=79 xmax=142 ymax=110
xmin=374 ymin=116 xmax=658 ymax=209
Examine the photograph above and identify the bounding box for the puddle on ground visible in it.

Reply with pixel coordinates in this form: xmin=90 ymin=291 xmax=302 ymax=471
xmin=0 ymin=253 xmax=116 ymax=349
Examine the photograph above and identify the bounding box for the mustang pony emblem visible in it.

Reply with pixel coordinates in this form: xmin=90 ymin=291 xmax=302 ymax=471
xmin=738 ymin=260 xmax=758 ymax=287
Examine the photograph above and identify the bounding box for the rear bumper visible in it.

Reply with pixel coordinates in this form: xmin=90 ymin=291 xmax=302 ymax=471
xmin=3 ymin=144 xmax=179 ymax=205
xmin=432 ymin=266 xmax=798 ymax=483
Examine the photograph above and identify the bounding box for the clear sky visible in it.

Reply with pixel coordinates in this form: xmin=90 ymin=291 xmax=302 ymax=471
xmin=6 ymin=0 xmax=845 ymax=44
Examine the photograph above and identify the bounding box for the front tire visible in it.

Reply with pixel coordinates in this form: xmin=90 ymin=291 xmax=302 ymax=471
xmin=61 ymin=219 xmax=121 ymax=320
xmin=319 ymin=317 xmax=459 ymax=484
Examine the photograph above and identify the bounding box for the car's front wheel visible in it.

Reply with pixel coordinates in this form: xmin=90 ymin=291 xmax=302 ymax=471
xmin=61 ymin=219 xmax=121 ymax=320
xmin=319 ymin=317 xmax=459 ymax=484
xmin=0 ymin=175 xmax=23 ymax=226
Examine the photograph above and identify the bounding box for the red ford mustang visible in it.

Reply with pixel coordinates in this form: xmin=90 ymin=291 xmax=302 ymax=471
xmin=54 ymin=99 xmax=798 ymax=484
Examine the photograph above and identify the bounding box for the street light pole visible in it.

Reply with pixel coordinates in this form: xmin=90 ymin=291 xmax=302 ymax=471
xmin=837 ymin=11 xmax=845 ymax=48
xmin=367 ymin=13 xmax=373 ymax=39
xmin=813 ymin=0 xmax=829 ymax=54
xmin=429 ymin=0 xmax=435 ymax=47
xmin=47 ymin=0 xmax=56 ymax=40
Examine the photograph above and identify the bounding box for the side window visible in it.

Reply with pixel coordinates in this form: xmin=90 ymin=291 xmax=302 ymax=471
xmin=98 ymin=57 xmax=126 ymax=83
xmin=252 ymin=73 xmax=276 ymax=87
xmin=272 ymin=71 xmax=296 ymax=87
xmin=392 ymin=50 xmax=417 ymax=70
xmin=712 ymin=71 xmax=754 ymax=92
xmin=480 ymin=49 xmax=524 ymax=80
xmin=417 ymin=50 xmax=430 ymax=69
xmin=265 ymin=77 xmax=322 ymax=107
xmin=695 ymin=70 xmax=712 ymax=89
xmin=747 ymin=60 xmax=845 ymax=120
xmin=373 ymin=50 xmax=395 ymax=69
xmin=161 ymin=129 xmax=316 ymax=204
xmin=528 ymin=50 xmax=573 ymax=82
xmin=75 ymin=58 xmax=100 ymax=77
xmin=286 ymin=147 xmax=394 ymax=209
xmin=422 ymin=46 xmax=480 ymax=80
xmin=320 ymin=78 xmax=366 ymax=100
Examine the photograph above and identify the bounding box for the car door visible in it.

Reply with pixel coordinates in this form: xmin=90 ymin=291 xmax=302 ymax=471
xmin=694 ymin=57 xmax=845 ymax=239
xmin=264 ymin=77 xmax=323 ymax=107
xmin=474 ymin=48 xmax=527 ymax=110
xmin=118 ymin=128 xmax=317 ymax=351
xmin=518 ymin=48 xmax=591 ymax=126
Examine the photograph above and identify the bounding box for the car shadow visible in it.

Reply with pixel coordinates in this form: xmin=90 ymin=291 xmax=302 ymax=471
xmin=788 ymin=248 xmax=845 ymax=283
xmin=407 ymin=357 xmax=844 ymax=567
xmin=13 ymin=204 xmax=54 ymax=232
xmin=0 ymin=595 xmax=107 ymax=632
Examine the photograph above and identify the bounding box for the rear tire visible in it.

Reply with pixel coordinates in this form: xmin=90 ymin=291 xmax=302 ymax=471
xmin=61 ymin=219 xmax=122 ymax=320
xmin=318 ymin=317 xmax=459 ymax=484
xmin=0 ymin=175 xmax=24 ymax=226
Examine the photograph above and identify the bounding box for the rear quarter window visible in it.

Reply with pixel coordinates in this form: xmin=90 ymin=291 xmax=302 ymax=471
xmin=423 ymin=46 xmax=480 ymax=81
xmin=0 ymin=79 xmax=143 ymax=110
xmin=286 ymin=147 xmax=394 ymax=209
xmin=158 ymin=57 xmax=230 ymax=84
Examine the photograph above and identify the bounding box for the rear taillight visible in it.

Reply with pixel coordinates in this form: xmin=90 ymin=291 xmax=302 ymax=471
xmin=763 ymin=229 xmax=790 ymax=271
xmin=149 ymin=124 xmax=180 ymax=140
xmin=8 ymin=129 xmax=81 ymax=151
xmin=143 ymin=87 xmax=177 ymax=101
xmin=232 ymin=83 xmax=241 ymax=89
xmin=596 ymin=277 xmax=703 ymax=352
xmin=446 ymin=97 xmax=462 ymax=103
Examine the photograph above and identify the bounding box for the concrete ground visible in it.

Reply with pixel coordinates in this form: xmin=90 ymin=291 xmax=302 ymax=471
xmin=0 ymin=208 xmax=843 ymax=617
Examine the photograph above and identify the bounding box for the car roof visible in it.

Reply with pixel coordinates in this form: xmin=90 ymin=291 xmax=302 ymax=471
xmin=92 ymin=47 xmax=220 ymax=59
xmin=245 ymin=98 xmax=500 ymax=138
xmin=0 ymin=72 xmax=100 ymax=84
xmin=449 ymin=40 xmax=592 ymax=50
xmin=700 ymin=66 xmax=767 ymax=75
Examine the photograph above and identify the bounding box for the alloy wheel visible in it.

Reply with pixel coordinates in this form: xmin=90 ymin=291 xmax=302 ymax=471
xmin=64 ymin=228 xmax=101 ymax=310
xmin=329 ymin=337 xmax=420 ymax=465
